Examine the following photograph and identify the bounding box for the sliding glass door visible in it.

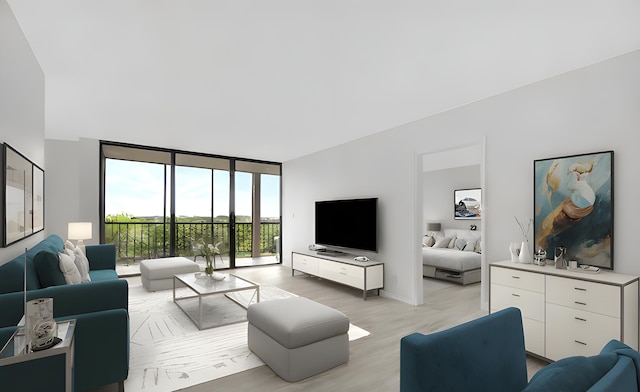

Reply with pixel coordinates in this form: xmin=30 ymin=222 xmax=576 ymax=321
xmin=101 ymin=142 xmax=280 ymax=270
xmin=174 ymin=154 xmax=231 ymax=268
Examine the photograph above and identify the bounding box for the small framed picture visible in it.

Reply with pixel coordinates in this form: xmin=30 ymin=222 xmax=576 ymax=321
xmin=454 ymin=188 xmax=481 ymax=220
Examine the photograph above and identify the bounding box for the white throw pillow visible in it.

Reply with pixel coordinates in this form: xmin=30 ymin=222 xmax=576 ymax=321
xmin=64 ymin=240 xmax=75 ymax=251
xmin=463 ymin=240 xmax=477 ymax=252
xmin=455 ymin=238 xmax=467 ymax=250
xmin=423 ymin=236 xmax=435 ymax=247
xmin=73 ymin=247 xmax=92 ymax=283
xmin=433 ymin=237 xmax=452 ymax=248
xmin=447 ymin=236 xmax=457 ymax=249
xmin=59 ymin=251 xmax=82 ymax=285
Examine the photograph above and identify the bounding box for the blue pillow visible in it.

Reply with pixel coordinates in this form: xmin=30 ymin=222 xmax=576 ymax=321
xmin=33 ymin=251 xmax=66 ymax=288
xmin=525 ymin=353 xmax=617 ymax=391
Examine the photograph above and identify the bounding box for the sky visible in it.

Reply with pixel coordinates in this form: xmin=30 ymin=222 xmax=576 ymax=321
xmin=105 ymin=159 xmax=280 ymax=218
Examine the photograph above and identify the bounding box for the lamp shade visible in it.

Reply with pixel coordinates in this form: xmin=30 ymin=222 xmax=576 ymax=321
xmin=68 ymin=222 xmax=92 ymax=240
xmin=426 ymin=222 xmax=441 ymax=232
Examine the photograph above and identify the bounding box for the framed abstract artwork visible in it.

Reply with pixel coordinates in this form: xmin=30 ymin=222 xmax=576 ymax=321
xmin=534 ymin=151 xmax=613 ymax=269
xmin=454 ymin=188 xmax=482 ymax=220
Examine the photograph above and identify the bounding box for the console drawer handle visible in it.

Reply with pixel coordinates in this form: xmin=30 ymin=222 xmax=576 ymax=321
xmin=511 ymin=293 xmax=520 ymax=297
xmin=575 ymin=301 xmax=587 ymax=306
xmin=511 ymin=276 xmax=520 ymax=279
xmin=575 ymin=317 xmax=587 ymax=322
xmin=575 ymin=340 xmax=587 ymax=346
xmin=575 ymin=287 xmax=587 ymax=291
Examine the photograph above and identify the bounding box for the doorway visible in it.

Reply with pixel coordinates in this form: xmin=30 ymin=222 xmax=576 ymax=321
xmin=418 ymin=143 xmax=485 ymax=304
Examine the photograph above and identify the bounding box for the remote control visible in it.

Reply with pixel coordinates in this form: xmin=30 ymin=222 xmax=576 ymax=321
xmin=354 ymin=256 xmax=369 ymax=262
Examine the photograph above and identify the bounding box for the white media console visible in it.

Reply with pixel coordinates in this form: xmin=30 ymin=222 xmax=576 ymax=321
xmin=291 ymin=251 xmax=384 ymax=299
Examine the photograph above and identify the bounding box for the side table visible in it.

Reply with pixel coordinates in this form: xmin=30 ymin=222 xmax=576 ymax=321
xmin=0 ymin=319 xmax=76 ymax=392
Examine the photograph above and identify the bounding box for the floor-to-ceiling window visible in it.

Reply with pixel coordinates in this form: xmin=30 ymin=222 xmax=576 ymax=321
xmin=101 ymin=142 xmax=281 ymax=270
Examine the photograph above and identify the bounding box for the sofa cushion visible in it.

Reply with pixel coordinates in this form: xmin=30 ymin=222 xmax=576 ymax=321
xmin=524 ymin=353 xmax=618 ymax=391
xmin=88 ymin=269 xmax=119 ymax=282
xmin=33 ymin=251 xmax=67 ymax=288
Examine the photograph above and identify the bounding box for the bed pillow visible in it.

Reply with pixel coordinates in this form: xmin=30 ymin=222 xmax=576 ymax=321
xmin=433 ymin=237 xmax=452 ymax=248
xmin=423 ymin=236 xmax=435 ymax=247
xmin=447 ymin=236 xmax=457 ymax=249
xmin=454 ymin=238 xmax=467 ymax=250
xmin=463 ymin=240 xmax=477 ymax=252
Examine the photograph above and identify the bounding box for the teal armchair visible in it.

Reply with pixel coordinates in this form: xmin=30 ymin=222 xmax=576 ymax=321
xmin=400 ymin=307 xmax=528 ymax=392
xmin=400 ymin=307 xmax=640 ymax=392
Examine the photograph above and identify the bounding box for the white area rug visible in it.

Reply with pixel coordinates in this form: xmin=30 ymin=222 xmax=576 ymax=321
xmin=125 ymin=282 xmax=370 ymax=391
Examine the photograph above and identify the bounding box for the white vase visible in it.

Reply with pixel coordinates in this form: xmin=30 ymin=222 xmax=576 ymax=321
xmin=518 ymin=240 xmax=532 ymax=264
xmin=509 ymin=242 xmax=520 ymax=263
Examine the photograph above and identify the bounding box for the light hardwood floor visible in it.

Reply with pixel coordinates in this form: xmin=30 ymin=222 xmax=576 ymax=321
xmin=92 ymin=265 xmax=548 ymax=392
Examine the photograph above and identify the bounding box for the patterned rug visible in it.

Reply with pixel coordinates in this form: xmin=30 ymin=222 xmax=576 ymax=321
xmin=125 ymin=281 xmax=370 ymax=391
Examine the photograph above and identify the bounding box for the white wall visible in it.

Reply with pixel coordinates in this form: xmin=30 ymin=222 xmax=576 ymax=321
xmin=0 ymin=0 xmax=45 ymax=265
xmin=283 ymin=49 xmax=640 ymax=308
xmin=45 ymin=138 xmax=101 ymax=245
xmin=423 ymin=165 xmax=481 ymax=232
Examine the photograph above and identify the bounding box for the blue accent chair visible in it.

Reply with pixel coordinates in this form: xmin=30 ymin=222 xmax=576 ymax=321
xmin=400 ymin=307 xmax=528 ymax=392
xmin=400 ymin=307 xmax=640 ymax=392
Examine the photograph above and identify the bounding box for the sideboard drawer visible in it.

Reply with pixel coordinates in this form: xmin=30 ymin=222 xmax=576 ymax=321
xmin=547 ymin=275 xmax=620 ymax=318
xmin=319 ymin=260 xmax=364 ymax=289
xmin=522 ymin=318 xmax=545 ymax=357
xmin=491 ymin=284 xmax=545 ymax=322
xmin=292 ymin=253 xmax=319 ymax=275
xmin=546 ymin=303 xmax=619 ymax=360
xmin=491 ymin=266 xmax=544 ymax=293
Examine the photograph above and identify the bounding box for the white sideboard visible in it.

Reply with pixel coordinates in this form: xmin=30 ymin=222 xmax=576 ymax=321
xmin=490 ymin=260 xmax=639 ymax=362
xmin=291 ymin=251 xmax=384 ymax=299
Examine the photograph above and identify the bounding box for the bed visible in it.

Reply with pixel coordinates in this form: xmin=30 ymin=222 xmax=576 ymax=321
xmin=422 ymin=229 xmax=481 ymax=285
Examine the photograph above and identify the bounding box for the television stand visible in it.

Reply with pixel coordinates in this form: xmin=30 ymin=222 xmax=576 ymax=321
xmin=291 ymin=251 xmax=384 ymax=300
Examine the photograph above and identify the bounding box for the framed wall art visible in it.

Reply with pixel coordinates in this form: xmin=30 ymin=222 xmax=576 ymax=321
xmin=534 ymin=150 xmax=613 ymax=269
xmin=2 ymin=143 xmax=45 ymax=247
xmin=454 ymin=188 xmax=482 ymax=220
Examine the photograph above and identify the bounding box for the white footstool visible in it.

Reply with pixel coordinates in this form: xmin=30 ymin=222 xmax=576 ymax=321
xmin=140 ymin=257 xmax=200 ymax=291
xmin=247 ymin=297 xmax=350 ymax=382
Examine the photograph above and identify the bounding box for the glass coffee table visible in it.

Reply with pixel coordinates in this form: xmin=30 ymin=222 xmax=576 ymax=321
xmin=173 ymin=272 xmax=260 ymax=330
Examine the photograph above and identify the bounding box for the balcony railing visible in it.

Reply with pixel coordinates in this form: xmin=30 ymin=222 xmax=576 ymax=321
xmin=104 ymin=221 xmax=280 ymax=264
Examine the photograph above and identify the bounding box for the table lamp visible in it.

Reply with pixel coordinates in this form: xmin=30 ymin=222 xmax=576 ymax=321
xmin=68 ymin=222 xmax=92 ymax=252
xmin=426 ymin=222 xmax=441 ymax=236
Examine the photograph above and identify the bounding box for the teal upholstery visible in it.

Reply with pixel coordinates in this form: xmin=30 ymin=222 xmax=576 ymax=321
xmin=524 ymin=354 xmax=618 ymax=391
xmin=400 ymin=307 xmax=640 ymax=392
xmin=33 ymin=250 xmax=66 ymax=287
xmin=400 ymin=307 xmax=528 ymax=392
xmin=0 ymin=235 xmax=129 ymax=392
xmin=526 ymin=339 xmax=640 ymax=391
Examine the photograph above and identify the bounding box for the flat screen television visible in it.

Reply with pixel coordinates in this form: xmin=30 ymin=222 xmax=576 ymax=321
xmin=315 ymin=198 xmax=378 ymax=252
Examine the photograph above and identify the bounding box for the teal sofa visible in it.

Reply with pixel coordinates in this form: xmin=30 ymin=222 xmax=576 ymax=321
xmin=400 ymin=307 xmax=640 ymax=391
xmin=0 ymin=234 xmax=129 ymax=392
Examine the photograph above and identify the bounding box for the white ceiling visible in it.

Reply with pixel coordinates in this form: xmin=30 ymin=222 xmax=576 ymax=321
xmin=7 ymin=1 xmax=640 ymax=162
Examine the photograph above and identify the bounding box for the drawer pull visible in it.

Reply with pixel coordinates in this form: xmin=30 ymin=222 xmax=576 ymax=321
xmin=574 ymin=317 xmax=587 ymax=322
xmin=511 ymin=293 xmax=520 ymax=297
xmin=575 ymin=301 xmax=587 ymax=306
xmin=574 ymin=287 xmax=587 ymax=291
xmin=574 ymin=340 xmax=587 ymax=346
xmin=511 ymin=276 xmax=521 ymax=279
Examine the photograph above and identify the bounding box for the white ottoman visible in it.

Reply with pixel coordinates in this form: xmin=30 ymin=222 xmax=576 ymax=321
xmin=140 ymin=257 xmax=200 ymax=291
xmin=247 ymin=297 xmax=350 ymax=382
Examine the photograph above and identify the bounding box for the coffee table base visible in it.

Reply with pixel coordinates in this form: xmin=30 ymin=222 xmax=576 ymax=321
xmin=173 ymin=274 xmax=260 ymax=330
